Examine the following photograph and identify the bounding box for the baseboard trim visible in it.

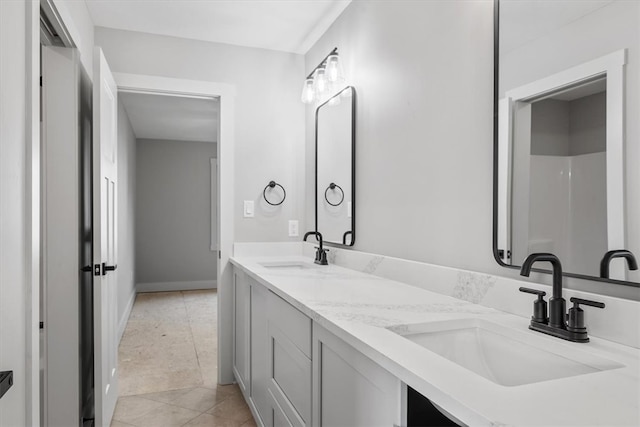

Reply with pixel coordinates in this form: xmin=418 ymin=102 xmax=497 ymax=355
xmin=118 ymin=289 xmax=136 ymax=344
xmin=136 ymin=280 xmax=217 ymax=293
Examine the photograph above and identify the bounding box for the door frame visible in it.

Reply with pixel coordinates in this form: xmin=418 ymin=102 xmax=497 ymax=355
xmin=114 ymin=72 xmax=237 ymax=384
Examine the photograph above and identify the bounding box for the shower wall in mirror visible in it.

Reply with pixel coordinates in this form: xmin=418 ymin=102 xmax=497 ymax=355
xmin=316 ymin=86 xmax=355 ymax=246
xmin=495 ymin=0 xmax=639 ymax=285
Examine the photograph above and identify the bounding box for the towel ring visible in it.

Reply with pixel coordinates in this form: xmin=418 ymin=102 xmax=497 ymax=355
xmin=263 ymin=181 xmax=286 ymax=206
xmin=324 ymin=182 xmax=344 ymax=207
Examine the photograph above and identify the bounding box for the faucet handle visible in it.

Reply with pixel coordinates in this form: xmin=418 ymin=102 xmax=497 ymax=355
xmin=519 ymin=287 xmax=548 ymax=324
xmin=519 ymin=287 xmax=546 ymax=297
xmin=569 ymin=297 xmax=605 ymax=309
xmin=567 ymin=297 xmax=605 ymax=333
xmin=314 ymin=247 xmax=329 ymax=265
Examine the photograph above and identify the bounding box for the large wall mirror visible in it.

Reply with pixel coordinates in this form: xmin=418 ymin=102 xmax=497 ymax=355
xmin=316 ymin=86 xmax=356 ymax=246
xmin=494 ymin=0 xmax=639 ymax=286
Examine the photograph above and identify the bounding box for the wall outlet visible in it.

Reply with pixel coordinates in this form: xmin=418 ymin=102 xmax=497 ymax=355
xmin=244 ymin=200 xmax=254 ymax=218
xmin=288 ymin=220 xmax=299 ymax=237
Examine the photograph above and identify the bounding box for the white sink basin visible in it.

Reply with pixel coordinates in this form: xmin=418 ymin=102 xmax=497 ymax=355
xmin=259 ymin=261 xmax=312 ymax=270
xmin=389 ymin=318 xmax=623 ymax=386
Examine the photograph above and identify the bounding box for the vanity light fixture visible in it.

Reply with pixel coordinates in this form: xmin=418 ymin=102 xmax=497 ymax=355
xmin=300 ymin=47 xmax=346 ymax=104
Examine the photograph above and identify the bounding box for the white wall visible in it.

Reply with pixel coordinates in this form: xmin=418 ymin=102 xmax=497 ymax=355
xmin=94 ymin=27 xmax=306 ymax=243
xmin=305 ymin=1 xmax=497 ymax=273
xmin=0 ymin=1 xmax=39 ymax=425
xmin=52 ymin=0 xmax=94 ymax=78
xmin=117 ymin=100 xmax=137 ymax=332
xmin=135 ymin=139 xmax=217 ymax=289
xmin=500 ymin=0 xmax=640 ymax=284
xmin=0 ymin=2 xmax=28 ymax=425
xmin=304 ymin=0 xmax=640 ymax=298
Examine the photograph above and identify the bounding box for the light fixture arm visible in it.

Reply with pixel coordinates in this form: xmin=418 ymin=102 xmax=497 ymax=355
xmin=306 ymin=47 xmax=339 ymax=79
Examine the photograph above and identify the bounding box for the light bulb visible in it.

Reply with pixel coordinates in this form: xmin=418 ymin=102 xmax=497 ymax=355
xmin=300 ymin=78 xmax=315 ymax=104
xmin=325 ymin=54 xmax=345 ymax=83
xmin=314 ymin=67 xmax=328 ymax=98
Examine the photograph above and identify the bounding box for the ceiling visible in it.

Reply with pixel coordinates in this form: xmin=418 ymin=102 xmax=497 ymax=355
xmin=84 ymin=0 xmax=351 ymax=54
xmin=548 ymin=78 xmax=606 ymax=102
xmin=120 ymin=91 xmax=219 ymax=143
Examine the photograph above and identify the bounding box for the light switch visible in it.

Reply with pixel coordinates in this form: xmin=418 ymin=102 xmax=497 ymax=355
xmin=289 ymin=220 xmax=299 ymax=237
xmin=244 ymin=200 xmax=254 ymax=218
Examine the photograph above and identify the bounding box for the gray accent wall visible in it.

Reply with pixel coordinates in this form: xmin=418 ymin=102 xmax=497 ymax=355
xmin=117 ymin=100 xmax=137 ymax=329
xmin=569 ymin=91 xmax=606 ymax=155
xmin=135 ymin=139 xmax=217 ymax=287
xmin=531 ymin=92 xmax=606 ymax=156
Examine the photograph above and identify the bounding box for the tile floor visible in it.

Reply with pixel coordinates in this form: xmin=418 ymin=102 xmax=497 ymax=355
xmin=111 ymin=290 xmax=256 ymax=427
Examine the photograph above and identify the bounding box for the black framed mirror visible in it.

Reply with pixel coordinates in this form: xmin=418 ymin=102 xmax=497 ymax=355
xmin=315 ymin=86 xmax=356 ymax=247
xmin=493 ymin=0 xmax=639 ymax=287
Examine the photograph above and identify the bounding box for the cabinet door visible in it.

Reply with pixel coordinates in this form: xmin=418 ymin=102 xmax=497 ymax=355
xmin=268 ymin=389 xmax=295 ymax=427
xmin=233 ymin=268 xmax=250 ymax=393
xmin=250 ymin=281 xmax=269 ymax=425
xmin=312 ymin=324 xmax=401 ymax=427
xmin=267 ymin=292 xmax=312 ymax=427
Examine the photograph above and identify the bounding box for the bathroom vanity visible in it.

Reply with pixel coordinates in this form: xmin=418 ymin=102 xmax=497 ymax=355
xmin=230 ymin=243 xmax=640 ymax=427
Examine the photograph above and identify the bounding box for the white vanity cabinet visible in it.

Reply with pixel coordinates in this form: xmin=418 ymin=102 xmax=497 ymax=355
xmin=232 ymin=266 xmax=313 ymax=427
xmin=312 ymin=323 xmax=402 ymax=427
xmin=232 ymin=264 xmax=402 ymax=427
xmin=233 ymin=268 xmax=251 ymax=394
xmin=265 ymin=290 xmax=312 ymax=427
xmin=250 ymin=281 xmax=270 ymax=425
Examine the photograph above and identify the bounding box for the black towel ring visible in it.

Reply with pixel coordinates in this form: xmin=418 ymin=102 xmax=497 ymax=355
xmin=263 ymin=181 xmax=286 ymax=206
xmin=324 ymin=182 xmax=344 ymax=206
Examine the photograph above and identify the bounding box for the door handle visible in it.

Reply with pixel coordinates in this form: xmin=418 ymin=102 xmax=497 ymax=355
xmin=0 ymin=371 xmax=13 ymax=399
xmin=102 ymin=263 xmax=117 ymax=275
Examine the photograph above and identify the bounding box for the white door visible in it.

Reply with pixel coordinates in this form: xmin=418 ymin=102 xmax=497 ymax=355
xmin=93 ymin=47 xmax=119 ymax=427
xmin=41 ymin=45 xmax=82 ymax=427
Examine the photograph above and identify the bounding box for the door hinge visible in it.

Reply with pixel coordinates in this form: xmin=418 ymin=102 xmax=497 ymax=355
xmin=94 ymin=264 xmax=101 ymax=276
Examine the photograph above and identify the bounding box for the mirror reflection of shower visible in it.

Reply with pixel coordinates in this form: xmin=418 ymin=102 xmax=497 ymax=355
xmin=512 ymin=78 xmax=607 ymax=278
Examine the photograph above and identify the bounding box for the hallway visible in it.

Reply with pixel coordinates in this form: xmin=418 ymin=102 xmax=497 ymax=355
xmin=111 ymin=291 xmax=255 ymax=427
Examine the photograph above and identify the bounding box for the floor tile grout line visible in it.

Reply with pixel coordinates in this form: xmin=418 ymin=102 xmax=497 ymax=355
xmin=113 ymin=291 xmax=251 ymax=427
xmin=182 ymin=290 xmax=206 ymax=385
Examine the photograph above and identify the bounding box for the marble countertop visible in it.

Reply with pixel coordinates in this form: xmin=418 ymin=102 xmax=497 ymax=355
xmin=230 ymin=255 xmax=640 ymax=426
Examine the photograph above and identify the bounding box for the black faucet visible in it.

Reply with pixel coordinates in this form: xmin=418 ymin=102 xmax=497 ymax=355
xmin=303 ymin=231 xmax=328 ymax=265
xmin=520 ymin=253 xmax=565 ymax=328
xmin=600 ymin=249 xmax=638 ymax=279
xmin=519 ymin=253 xmax=604 ymax=343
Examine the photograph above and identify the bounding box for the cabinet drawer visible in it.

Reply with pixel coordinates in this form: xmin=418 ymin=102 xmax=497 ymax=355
xmin=267 ymin=291 xmax=311 ymax=358
xmin=269 ymin=324 xmax=311 ymax=424
xmin=268 ymin=389 xmax=301 ymax=427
